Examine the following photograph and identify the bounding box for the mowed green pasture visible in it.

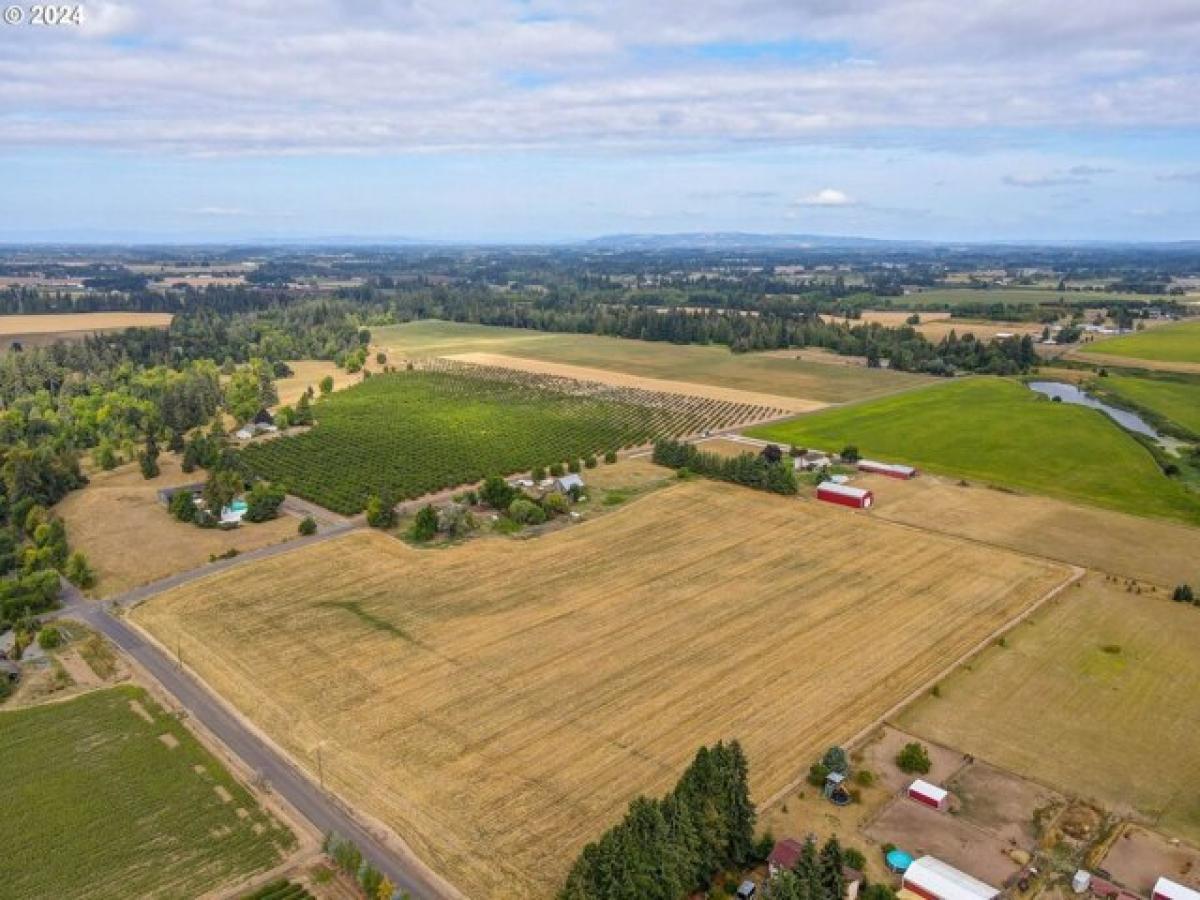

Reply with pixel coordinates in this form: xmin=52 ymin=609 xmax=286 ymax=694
xmin=0 ymin=685 xmax=293 ymax=899
xmin=1079 ymin=320 xmax=1200 ymax=364
xmin=242 ymin=365 xmax=759 ymax=513
xmin=1101 ymin=374 xmax=1200 ymax=436
xmin=747 ymin=377 xmax=1200 ymax=524
xmin=371 ymin=320 xmax=934 ymax=403
xmin=889 ymin=288 xmax=1154 ymax=309
xmin=899 ymin=576 xmax=1200 ymax=844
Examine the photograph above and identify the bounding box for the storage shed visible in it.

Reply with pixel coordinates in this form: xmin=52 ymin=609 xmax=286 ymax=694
xmin=1153 ymin=878 xmax=1200 ymax=900
xmin=902 ymin=856 xmax=999 ymax=900
xmin=858 ymin=459 xmax=919 ymax=479
xmin=817 ymin=482 xmax=874 ymax=509
xmin=908 ymin=779 xmax=950 ymax=811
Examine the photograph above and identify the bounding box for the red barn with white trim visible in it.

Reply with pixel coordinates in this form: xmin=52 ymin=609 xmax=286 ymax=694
xmin=858 ymin=459 xmax=919 ymax=479
xmin=907 ymin=779 xmax=949 ymax=811
xmin=902 ymin=856 xmax=999 ymax=900
xmin=817 ymin=482 xmax=874 ymax=509
xmin=1154 ymin=878 xmax=1200 ymax=900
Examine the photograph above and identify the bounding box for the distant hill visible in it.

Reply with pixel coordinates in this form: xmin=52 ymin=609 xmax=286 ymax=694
xmin=579 ymin=232 xmax=915 ymax=251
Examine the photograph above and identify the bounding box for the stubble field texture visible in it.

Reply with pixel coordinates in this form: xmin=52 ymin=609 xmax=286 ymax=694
xmin=0 ymin=685 xmax=294 ymax=899
xmin=132 ymin=480 xmax=1069 ymax=899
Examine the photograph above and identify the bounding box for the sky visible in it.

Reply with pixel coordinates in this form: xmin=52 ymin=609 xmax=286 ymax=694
xmin=1 ymin=0 xmax=1199 ymax=243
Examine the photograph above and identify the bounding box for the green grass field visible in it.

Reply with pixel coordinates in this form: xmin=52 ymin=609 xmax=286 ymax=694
xmin=747 ymin=377 xmax=1200 ymax=524
xmin=1100 ymin=374 xmax=1200 ymax=436
xmin=0 ymin=685 xmax=293 ymax=899
xmin=243 ymin=363 xmax=770 ymax=513
xmin=899 ymin=576 xmax=1200 ymax=844
xmin=885 ymin=288 xmax=1155 ymax=309
xmin=1079 ymin=320 xmax=1200 ymax=364
xmin=372 ymin=320 xmax=933 ymax=403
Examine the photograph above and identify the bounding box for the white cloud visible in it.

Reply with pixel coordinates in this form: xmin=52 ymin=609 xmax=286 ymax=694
xmin=795 ymin=188 xmax=855 ymax=207
xmin=1003 ymin=173 xmax=1089 ymax=188
xmin=0 ymin=1 xmax=1197 ymax=155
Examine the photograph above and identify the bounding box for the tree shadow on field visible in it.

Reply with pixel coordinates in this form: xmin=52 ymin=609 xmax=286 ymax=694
xmin=315 ymin=600 xmax=423 ymax=647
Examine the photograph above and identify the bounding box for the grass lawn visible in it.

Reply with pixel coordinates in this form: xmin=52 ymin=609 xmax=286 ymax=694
xmin=0 ymin=685 xmax=294 ymax=899
xmin=747 ymin=377 xmax=1200 ymax=524
xmin=1079 ymin=320 xmax=1200 ymax=364
xmin=898 ymin=575 xmax=1200 ymax=844
xmin=371 ymin=320 xmax=934 ymax=404
xmin=888 ymin=288 xmax=1154 ymax=309
xmin=1101 ymin=374 xmax=1200 ymax=435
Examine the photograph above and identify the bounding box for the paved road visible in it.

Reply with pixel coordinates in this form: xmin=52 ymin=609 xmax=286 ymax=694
xmin=57 ymin=545 xmax=454 ymax=899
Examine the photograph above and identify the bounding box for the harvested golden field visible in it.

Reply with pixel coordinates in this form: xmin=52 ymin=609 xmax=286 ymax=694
xmin=914 ymin=319 xmax=1044 ymax=342
xmin=133 ymin=481 xmax=1069 ymax=899
xmin=273 ymin=359 xmax=365 ymax=409
xmin=1066 ymin=349 xmax=1200 ymax=375
xmin=443 ymin=351 xmax=821 ymax=414
xmin=58 ymin=455 xmax=299 ymax=597
xmin=899 ymin=575 xmax=1200 ymax=844
xmin=862 ymin=473 xmax=1200 ymax=587
xmin=0 ymin=312 xmax=174 ymax=336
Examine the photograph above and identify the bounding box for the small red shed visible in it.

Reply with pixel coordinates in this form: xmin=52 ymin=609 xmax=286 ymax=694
xmin=817 ymin=482 xmax=874 ymax=509
xmin=908 ymin=779 xmax=950 ymax=811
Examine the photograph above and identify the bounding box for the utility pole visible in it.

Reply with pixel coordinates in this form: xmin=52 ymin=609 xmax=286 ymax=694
xmin=316 ymin=744 xmax=325 ymax=791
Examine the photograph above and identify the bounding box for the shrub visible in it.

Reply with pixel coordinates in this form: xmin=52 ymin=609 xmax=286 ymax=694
xmin=319 ymin=375 xmax=334 ymax=395
xmin=298 ymin=516 xmax=317 ymax=536
xmin=508 ymin=498 xmax=546 ymax=526
xmin=822 ymin=745 xmax=849 ymax=775
xmin=243 ymin=481 xmax=286 ymax=523
xmin=169 ymin=490 xmax=196 ymax=523
xmin=549 ymin=463 xmax=564 ymax=477
xmin=584 ymin=455 xmax=598 ymax=469
xmin=806 ymin=761 xmax=830 ymax=787
xmin=568 ymin=458 xmax=582 ymax=474
xmin=65 ymin=551 xmax=96 ymax=589
xmin=853 ymin=769 xmax=875 ymax=787
xmin=436 ymin=503 xmax=477 ymax=538
xmin=365 ymin=493 xmax=396 ymax=529
xmin=542 ymin=492 xmax=569 ymax=516
xmin=37 ymin=626 xmax=62 ymax=650
xmin=840 ymin=444 xmax=860 ymax=463
xmin=896 ymin=741 xmax=932 ymax=774
xmin=480 ymin=476 xmax=516 ymax=511
xmin=1172 ymin=584 xmax=1195 ymax=604
xmin=411 ymin=504 xmax=438 ymax=541
xmin=604 ymin=450 xmax=618 ymax=464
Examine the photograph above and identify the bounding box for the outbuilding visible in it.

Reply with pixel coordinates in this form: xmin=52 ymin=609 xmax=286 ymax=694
xmin=858 ymin=459 xmax=919 ymax=479
xmin=553 ymin=474 xmax=585 ymax=494
xmin=793 ymin=451 xmax=832 ymax=472
xmin=767 ymin=838 xmax=805 ymax=877
xmin=1153 ymin=878 xmax=1200 ymax=900
xmin=902 ymin=856 xmax=999 ymax=900
xmin=817 ymin=482 xmax=874 ymax=509
xmin=908 ymin=779 xmax=950 ymax=811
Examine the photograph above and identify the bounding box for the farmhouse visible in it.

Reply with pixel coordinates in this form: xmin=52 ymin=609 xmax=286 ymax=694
xmin=817 ymin=482 xmax=874 ymax=509
xmin=902 ymin=856 xmax=999 ymax=900
xmin=553 ymin=473 xmax=585 ymax=493
xmin=858 ymin=459 xmax=919 ymax=479
xmin=1154 ymin=878 xmax=1200 ymax=900
xmin=907 ymin=779 xmax=950 ymax=811
xmin=794 ymin=451 xmax=832 ymax=471
xmin=768 ymin=838 xmax=806 ymax=877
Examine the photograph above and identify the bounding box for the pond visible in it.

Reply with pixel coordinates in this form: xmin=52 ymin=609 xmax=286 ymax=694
xmin=1027 ymin=381 xmax=1161 ymax=439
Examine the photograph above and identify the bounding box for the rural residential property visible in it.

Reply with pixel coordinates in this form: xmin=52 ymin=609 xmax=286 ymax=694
xmin=3 ymin=5 xmax=1200 ymax=900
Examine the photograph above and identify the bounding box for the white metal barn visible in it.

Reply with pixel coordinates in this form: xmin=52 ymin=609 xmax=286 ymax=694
xmin=902 ymin=856 xmax=999 ymax=900
xmin=907 ymin=779 xmax=950 ymax=811
xmin=1154 ymin=878 xmax=1200 ymax=900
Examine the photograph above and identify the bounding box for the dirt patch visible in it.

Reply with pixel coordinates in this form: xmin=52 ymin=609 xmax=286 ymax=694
xmin=128 ymin=699 xmax=154 ymax=723
xmin=273 ymin=360 xmax=364 ymax=409
xmin=948 ymin=761 xmax=1066 ymax=848
xmin=1102 ymin=825 xmax=1200 ymax=894
xmin=865 ymin=797 xmax=1020 ymax=886
xmin=696 ymin=437 xmax=768 ymax=458
xmin=858 ymin=726 xmax=969 ymax=794
xmin=55 ymin=649 xmax=102 ymax=689
xmin=442 ymin=351 xmax=824 ymax=413
xmin=214 ymin=785 xmax=233 ymax=803
xmin=158 ymin=732 xmax=180 ymax=749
